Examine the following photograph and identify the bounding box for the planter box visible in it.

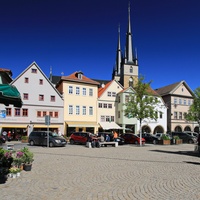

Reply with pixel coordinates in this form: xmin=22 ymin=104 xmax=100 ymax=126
xmin=175 ymin=139 xmax=182 ymax=145
xmin=21 ymin=139 xmax=28 ymax=143
xmin=158 ymin=140 xmax=171 ymax=145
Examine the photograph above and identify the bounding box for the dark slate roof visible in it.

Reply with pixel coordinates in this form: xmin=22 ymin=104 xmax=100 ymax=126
xmin=50 ymin=75 xmax=61 ymax=85
xmin=92 ymin=79 xmax=111 ymax=88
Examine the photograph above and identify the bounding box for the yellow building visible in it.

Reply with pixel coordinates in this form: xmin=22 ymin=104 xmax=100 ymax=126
xmin=56 ymin=71 xmax=100 ymax=136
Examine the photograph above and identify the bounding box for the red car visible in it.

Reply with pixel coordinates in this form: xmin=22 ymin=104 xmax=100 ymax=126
xmin=69 ymin=132 xmax=96 ymax=145
xmin=121 ymin=133 xmax=145 ymax=145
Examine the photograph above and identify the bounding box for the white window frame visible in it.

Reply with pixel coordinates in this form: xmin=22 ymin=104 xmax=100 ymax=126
xmin=69 ymin=86 xmax=73 ymax=94
xmin=69 ymin=105 xmax=73 ymax=115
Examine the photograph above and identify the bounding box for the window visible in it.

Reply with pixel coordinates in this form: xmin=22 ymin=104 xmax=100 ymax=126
xmin=54 ymin=112 xmax=58 ymax=118
xmin=130 ymin=66 xmax=133 ymax=73
xmin=82 ymin=106 xmax=86 ymax=115
xmin=159 ymin=112 xmax=162 ymax=119
xmin=69 ymin=105 xmax=73 ymax=115
xmin=82 ymin=88 xmax=86 ymax=96
xmin=184 ymin=99 xmax=186 ymax=105
xmin=78 ymin=73 xmax=82 ymax=79
xmin=111 ymin=116 xmax=114 ymax=122
xmin=179 ymin=112 xmax=182 ymax=119
xmin=49 ymin=112 xmax=53 ymax=117
xmin=118 ymin=111 xmax=120 ymax=118
xmin=76 ymin=87 xmax=80 ymax=95
xmin=100 ymin=116 xmax=105 ymax=122
xmin=89 ymin=88 xmax=93 ymax=96
xmin=183 ymin=112 xmax=187 ymax=119
xmin=108 ymin=104 xmax=112 ymax=108
xmin=107 ymin=92 xmax=111 ymax=97
xmin=50 ymin=95 xmax=55 ymax=102
xmin=188 ymin=99 xmax=191 ymax=105
xmin=174 ymin=98 xmax=177 ymax=105
xmin=174 ymin=112 xmax=177 ymax=119
xmin=37 ymin=111 xmax=41 ymax=117
xmin=23 ymin=93 xmax=28 ymax=100
xmin=24 ymin=77 xmax=29 ymax=83
xmin=112 ymin=92 xmax=116 ymax=97
xmin=103 ymin=104 xmax=107 ymax=108
xmin=89 ymin=106 xmax=93 ymax=115
xmin=31 ymin=68 xmax=37 ymax=73
xmin=179 ymin=98 xmax=182 ymax=105
xmin=125 ymin=95 xmax=129 ymax=103
xmin=43 ymin=111 xmax=47 ymax=116
xmin=76 ymin=106 xmax=80 ymax=115
xmin=39 ymin=79 xmax=43 ymax=85
xmin=106 ymin=116 xmax=110 ymax=122
xmin=68 ymin=86 xmax=73 ymax=94
xmin=39 ymin=94 xmax=44 ymax=101
xmin=98 ymin=103 xmax=102 ymax=108
xmin=15 ymin=108 xmax=20 ymax=116
xmin=6 ymin=108 xmax=11 ymax=116
xmin=22 ymin=109 xmax=28 ymax=117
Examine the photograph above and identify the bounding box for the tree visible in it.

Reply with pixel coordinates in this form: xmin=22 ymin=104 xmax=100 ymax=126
xmin=185 ymin=87 xmax=200 ymax=133
xmin=124 ymin=76 xmax=160 ymax=146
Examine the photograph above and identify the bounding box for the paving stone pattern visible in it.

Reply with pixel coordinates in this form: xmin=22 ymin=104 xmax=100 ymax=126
xmin=1 ymin=143 xmax=200 ymax=200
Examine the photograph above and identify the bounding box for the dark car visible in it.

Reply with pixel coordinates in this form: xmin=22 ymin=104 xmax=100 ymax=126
xmin=194 ymin=133 xmax=200 ymax=154
xmin=98 ymin=132 xmax=125 ymax=145
xmin=170 ymin=132 xmax=196 ymax=144
xmin=28 ymin=131 xmax=67 ymax=147
xmin=70 ymin=132 xmax=96 ymax=145
xmin=121 ymin=133 xmax=145 ymax=145
xmin=138 ymin=133 xmax=159 ymax=144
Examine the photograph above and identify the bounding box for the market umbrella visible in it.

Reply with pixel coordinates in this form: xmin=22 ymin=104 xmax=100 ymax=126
xmin=0 ymin=84 xmax=23 ymax=107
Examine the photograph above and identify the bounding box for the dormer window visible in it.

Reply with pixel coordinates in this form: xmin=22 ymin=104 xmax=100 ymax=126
xmin=130 ymin=66 xmax=133 ymax=73
xmin=76 ymin=71 xmax=83 ymax=79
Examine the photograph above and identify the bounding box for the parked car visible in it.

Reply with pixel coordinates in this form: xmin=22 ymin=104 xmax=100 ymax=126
xmin=138 ymin=133 xmax=159 ymax=144
xmin=183 ymin=131 xmax=198 ymax=138
xmin=121 ymin=133 xmax=145 ymax=145
xmin=28 ymin=131 xmax=67 ymax=147
xmin=170 ymin=132 xmax=196 ymax=144
xmin=69 ymin=132 xmax=96 ymax=145
xmin=194 ymin=133 xmax=200 ymax=154
xmin=98 ymin=132 xmax=125 ymax=145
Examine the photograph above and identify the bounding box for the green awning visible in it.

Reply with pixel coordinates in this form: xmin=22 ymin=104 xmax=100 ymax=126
xmin=0 ymin=84 xmax=23 ymax=107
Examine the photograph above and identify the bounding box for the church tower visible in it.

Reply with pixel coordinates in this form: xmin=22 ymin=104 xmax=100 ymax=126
xmin=112 ymin=2 xmax=138 ymax=88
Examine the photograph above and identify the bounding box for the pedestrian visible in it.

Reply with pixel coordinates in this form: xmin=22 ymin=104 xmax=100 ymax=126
xmin=2 ymin=130 xmax=7 ymax=140
xmin=106 ymin=134 xmax=110 ymax=142
xmin=113 ymin=131 xmax=118 ymax=141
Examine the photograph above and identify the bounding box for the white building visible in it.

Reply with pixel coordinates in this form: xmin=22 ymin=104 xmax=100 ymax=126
xmin=0 ymin=62 xmax=64 ymax=137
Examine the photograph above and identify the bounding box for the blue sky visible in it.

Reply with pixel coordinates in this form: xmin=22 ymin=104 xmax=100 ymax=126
xmin=0 ymin=0 xmax=200 ymax=91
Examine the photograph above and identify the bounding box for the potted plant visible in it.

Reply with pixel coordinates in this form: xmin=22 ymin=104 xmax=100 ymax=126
xmin=13 ymin=150 xmax=24 ymax=170
xmin=21 ymin=147 xmax=34 ymax=171
xmin=0 ymin=148 xmax=13 ymax=183
xmin=173 ymin=136 xmax=182 ymax=145
xmin=9 ymin=167 xmax=19 ymax=178
xmin=21 ymin=136 xmax=28 ymax=143
xmin=158 ymin=134 xmax=171 ymax=145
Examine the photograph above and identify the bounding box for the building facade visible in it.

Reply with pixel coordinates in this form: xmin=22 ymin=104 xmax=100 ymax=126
xmin=0 ymin=62 xmax=64 ymax=137
xmin=56 ymin=71 xmax=99 ymax=136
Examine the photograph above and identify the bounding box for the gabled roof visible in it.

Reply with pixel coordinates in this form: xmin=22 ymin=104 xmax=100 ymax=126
xmin=98 ymin=80 xmax=123 ymax=98
xmin=155 ymin=80 xmax=194 ymax=96
xmin=11 ymin=61 xmax=63 ymax=98
xmin=118 ymin=87 xmax=135 ymax=94
xmin=59 ymin=71 xmax=100 ymax=86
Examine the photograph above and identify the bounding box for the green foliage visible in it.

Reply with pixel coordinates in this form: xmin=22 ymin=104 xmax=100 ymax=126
xmin=161 ymin=134 xmax=170 ymax=140
xmin=173 ymin=135 xmax=180 ymax=140
xmin=21 ymin=147 xmax=34 ymax=164
xmin=185 ymin=87 xmax=200 ymax=126
xmin=124 ymin=76 xmax=161 ymax=123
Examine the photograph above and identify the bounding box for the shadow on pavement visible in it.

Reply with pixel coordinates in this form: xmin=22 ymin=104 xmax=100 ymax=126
xmin=150 ymin=149 xmax=200 ymax=158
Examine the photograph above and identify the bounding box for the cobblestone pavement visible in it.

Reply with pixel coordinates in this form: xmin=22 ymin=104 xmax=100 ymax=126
xmin=1 ymin=143 xmax=200 ymax=200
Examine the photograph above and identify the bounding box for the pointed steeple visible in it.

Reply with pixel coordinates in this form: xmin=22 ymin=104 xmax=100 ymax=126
xmin=125 ymin=1 xmax=134 ymax=64
xmin=115 ymin=24 xmax=122 ymax=75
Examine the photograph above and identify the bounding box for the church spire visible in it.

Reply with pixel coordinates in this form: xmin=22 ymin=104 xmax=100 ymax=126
xmin=116 ymin=24 xmax=122 ymax=75
xmin=125 ymin=1 xmax=134 ymax=63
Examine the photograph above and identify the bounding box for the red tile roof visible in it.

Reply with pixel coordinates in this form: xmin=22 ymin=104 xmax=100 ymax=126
xmin=61 ymin=71 xmax=100 ymax=85
xmin=98 ymin=81 xmax=112 ymax=97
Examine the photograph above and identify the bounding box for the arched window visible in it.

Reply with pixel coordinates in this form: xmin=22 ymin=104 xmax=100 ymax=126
xmin=130 ymin=66 xmax=133 ymax=73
